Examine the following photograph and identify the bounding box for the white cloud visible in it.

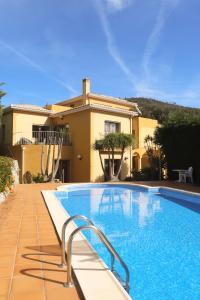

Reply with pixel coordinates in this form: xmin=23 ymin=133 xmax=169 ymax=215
xmin=105 ymin=0 xmax=133 ymax=11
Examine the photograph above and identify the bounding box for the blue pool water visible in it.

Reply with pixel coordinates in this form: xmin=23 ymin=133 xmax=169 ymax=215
xmin=55 ymin=184 xmax=200 ymax=300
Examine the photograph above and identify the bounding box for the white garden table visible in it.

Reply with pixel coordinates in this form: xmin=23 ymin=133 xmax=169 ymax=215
xmin=172 ymin=169 xmax=187 ymax=183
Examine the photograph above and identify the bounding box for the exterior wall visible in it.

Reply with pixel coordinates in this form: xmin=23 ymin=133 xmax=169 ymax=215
xmin=1 ymin=97 xmax=159 ymax=181
xmin=1 ymin=112 xmax=13 ymax=145
xmin=46 ymin=105 xmax=70 ymax=113
xmin=54 ymin=110 xmax=91 ymax=182
xmin=62 ymin=99 xmax=86 ymax=108
xmin=8 ymin=145 xmax=72 ymax=183
xmin=132 ymin=117 xmax=158 ymax=171
xmin=23 ymin=145 xmax=72 ymax=179
xmin=13 ymin=112 xmax=52 ymax=145
xmin=10 ymin=145 xmax=23 ymax=182
xmin=133 ymin=117 xmax=158 ymax=148
xmin=88 ymin=97 xmax=133 ymax=111
xmin=90 ymin=111 xmax=132 ymax=181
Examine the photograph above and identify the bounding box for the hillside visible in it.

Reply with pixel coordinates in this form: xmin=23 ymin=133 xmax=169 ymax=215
xmin=127 ymin=97 xmax=200 ymax=124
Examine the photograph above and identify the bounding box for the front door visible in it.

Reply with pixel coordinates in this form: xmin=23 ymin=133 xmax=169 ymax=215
xmin=55 ymin=160 xmax=70 ymax=182
xmin=104 ymin=159 xmax=121 ymax=180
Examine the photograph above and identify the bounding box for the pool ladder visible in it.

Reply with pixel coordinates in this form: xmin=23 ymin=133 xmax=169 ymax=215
xmin=60 ymin=215 xmax=130 ymax=293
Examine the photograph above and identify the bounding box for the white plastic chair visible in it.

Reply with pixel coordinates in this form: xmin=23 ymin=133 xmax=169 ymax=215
xmin=180 ymin=167 xmax=193 ymax=183
xmin=185 ymin=166 xmax=193 ymax=183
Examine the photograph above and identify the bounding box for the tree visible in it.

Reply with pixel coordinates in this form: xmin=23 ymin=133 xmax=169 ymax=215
xmin=127 ymin=97 xmax=200 ymax=124
xmin=154 ymin=122 xmax=200 ymax=184
xmin=41 ymin=136 xmax=63 ymax=182
xmin=93 ymin=133 xmax=134 ymax=181
xmin=144 ymin=134 xmax=163 ymax=180
xmin=0 ymin=83 xmax=6 ymax=125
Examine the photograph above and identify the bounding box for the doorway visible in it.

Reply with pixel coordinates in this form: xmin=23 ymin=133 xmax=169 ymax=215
xmin=55 ymin=160 xmax=70 ymax=182
xmin=104 ymin=159 xmax=121 ymax=180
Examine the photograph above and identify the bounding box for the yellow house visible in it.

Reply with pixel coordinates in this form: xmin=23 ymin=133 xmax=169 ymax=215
xmin=0 ymin=78 xmax=158 ymax=182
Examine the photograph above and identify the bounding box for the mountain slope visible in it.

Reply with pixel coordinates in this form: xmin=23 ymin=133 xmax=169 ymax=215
xmin=127 ymin=97 xmax=200 ymax=124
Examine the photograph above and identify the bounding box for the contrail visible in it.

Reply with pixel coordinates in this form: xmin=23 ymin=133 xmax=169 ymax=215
xmin=142 ymin=0 xmax=181 ymax=78
xmin=0 ymin=40 xmax=78 ymax=95
xmin=94 ymin=0 xmax=137 ymax=89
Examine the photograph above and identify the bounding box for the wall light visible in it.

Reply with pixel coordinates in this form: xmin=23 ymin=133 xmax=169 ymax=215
xmin=124 ymin=157 xmax=128 ymax=161
xmin=77 ymin=154 xmax=83 ymax=160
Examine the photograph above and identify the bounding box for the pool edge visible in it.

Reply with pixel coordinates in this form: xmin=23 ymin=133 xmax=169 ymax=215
xmin=41 ymin=189 xmax=132 ymax=300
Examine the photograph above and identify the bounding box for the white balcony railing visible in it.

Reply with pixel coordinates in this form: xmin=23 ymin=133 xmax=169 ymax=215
xmin=14 ymin=131 xmax=71 ymax=146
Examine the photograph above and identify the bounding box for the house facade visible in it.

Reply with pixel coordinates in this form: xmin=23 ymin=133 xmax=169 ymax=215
xmin=0 ymin=78 xmax=158 ymax=183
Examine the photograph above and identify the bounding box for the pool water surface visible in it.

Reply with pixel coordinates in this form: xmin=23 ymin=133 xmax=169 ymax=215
xmin=55 ymin=184 xmax=200 ymax=300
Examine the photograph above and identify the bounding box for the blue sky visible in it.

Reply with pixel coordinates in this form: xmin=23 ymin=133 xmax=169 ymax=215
xmin=1 ymin=0 xmax=200 ymax=108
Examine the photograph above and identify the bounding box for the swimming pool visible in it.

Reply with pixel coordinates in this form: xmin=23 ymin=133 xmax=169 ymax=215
xmin=55 ymin=184 xmax=200 ymax=300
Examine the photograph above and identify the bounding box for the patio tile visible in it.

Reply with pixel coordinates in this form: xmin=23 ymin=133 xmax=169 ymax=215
xmin=15 ymin=254 xmax=41 ymax=265
xmin=0 ymin=183 xmax=80 ymax=300
xmin=14 ymin=263 xmax=42 ymax=276
xmin=0 ymin=247 xmax=16 ymax=256
xmin=11 ymin=275 xmax=44 ymax=293
xmin=0 ymin=265 xmax=13 ymax=279
xmin=9 ymin=291 xmax=45 ymax=300
xmin=46 ymin=286 xmax=79 ymax=300
xmin=0 ymin=278 xmax=10 ymax=297
xmin=0 ymin=255 xmax=15 ymax=266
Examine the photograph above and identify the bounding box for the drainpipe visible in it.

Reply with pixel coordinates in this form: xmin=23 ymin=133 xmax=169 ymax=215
xmin=21 ymin=146 xmax=26 ymax=183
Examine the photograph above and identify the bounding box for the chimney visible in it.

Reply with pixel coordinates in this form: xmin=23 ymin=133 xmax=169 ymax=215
xmin=82 ymin=78 xmax=90 ymax=96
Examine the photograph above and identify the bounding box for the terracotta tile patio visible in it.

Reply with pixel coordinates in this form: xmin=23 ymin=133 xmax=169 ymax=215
xmin=0 ymin=183 xmax=79 ymax=300
xmin=136 ymin=180 xmax=200 ymax=193
xmin=0 ymin=181 xmax=200 ymax=300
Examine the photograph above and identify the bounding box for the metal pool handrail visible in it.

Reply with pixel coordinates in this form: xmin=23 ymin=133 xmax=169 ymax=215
xmin=64 ymin=224 xmax=130 ymax=293
xmin=60 ymin=215 xmax=94 ymax=267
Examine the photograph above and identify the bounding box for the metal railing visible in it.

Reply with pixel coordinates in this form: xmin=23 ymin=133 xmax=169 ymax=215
xmin=14 ymin=131 xmax=71 ymax=146
xmin=60 ymin=215 xmax=94 ymax=267
xmin=61 ymin=216 xmax=130 ymax=293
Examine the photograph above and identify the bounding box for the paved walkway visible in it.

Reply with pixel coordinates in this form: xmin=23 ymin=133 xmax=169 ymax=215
xmin=0 ymin=181 xmax=199 ymax=300
xmin=136 ymin=180 xmax=200 ymax=193
xmin=0 ymin=184 xmax=79 ymax=300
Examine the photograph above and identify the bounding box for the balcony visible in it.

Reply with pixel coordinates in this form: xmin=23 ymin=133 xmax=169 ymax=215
xmin=14 ymin=131 xmax=72 ymax=146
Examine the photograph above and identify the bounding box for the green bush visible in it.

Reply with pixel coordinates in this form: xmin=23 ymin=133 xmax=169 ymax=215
xmin=131 ymin=167 xmax=156 ymax=181
xmin=23 ymin=171 xmax=33 ymax=184
xmin=32 ymin=173 xmax=45 ymax=183
xmin=155 ymin=123 xmax=200 ymax=184
xmin=0 ymin=156 xmax=14 ymax=193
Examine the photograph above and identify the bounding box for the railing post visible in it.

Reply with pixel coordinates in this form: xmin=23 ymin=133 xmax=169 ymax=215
xmin=60 ymin=215 xmax=94 ymax=267
xmin=18 ymin=131 xmax=71 ymax=146
xmin=63 ymin=225 xmax=130 ymax=293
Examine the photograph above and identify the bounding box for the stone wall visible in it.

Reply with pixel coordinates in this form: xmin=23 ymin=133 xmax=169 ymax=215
xmin=0 ymin=159 xmax=19 ymax=204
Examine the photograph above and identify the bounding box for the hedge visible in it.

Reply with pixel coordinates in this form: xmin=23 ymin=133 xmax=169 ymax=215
xmin=0 ymin=156 xmax=14 ymax=193
xmin=155 ymin=124 xmax=200 ymax=184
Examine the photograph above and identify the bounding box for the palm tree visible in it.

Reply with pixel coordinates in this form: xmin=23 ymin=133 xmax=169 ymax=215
xmin=144 ymin=134 xmax=162 ymax=180
xmin=93 ymin=133 xmax=134 ymax=181
xmin=93 ymin=139 xmax=107 ymax=180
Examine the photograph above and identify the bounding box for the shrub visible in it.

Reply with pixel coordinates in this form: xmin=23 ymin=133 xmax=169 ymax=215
xmin=0 ymin=156 xmax=14 ymax=193
xmin=32 ymin=173 xmax=45 ymax=183
xmin=23 ymin=171 xmax=33 ymax=184
xmin=155 ymin=124 xmax=200 ymax=183
xmin=132 ymin=167 xmax=156 ymax=181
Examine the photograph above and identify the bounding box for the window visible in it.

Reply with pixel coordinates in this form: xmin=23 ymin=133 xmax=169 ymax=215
xmin=32 ymin=125 xmax=50 ymax=137
xmin=104 ymin=159 xmax=121 ymax=180
xmin=104 ymin=121 xmax=120 ymax=134
xmin=54 ymin=124 xmax=69 ymax=133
